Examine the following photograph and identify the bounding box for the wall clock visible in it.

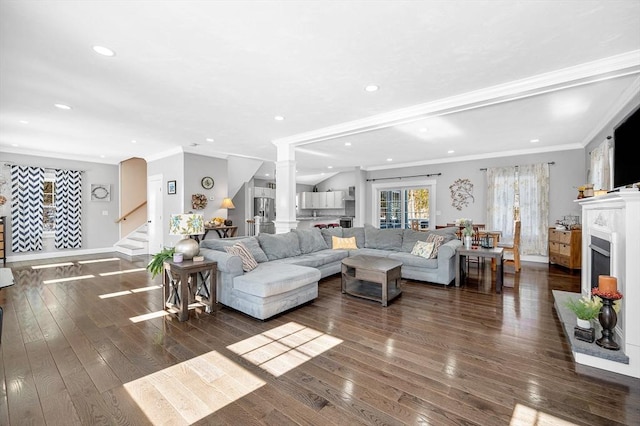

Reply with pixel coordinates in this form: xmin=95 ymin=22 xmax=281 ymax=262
xmin=201 ymin=176 xmax=214 ymax=190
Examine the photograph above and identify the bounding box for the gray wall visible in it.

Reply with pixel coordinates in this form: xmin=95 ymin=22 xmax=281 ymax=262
xmin=148 ymin=152 xmax=230 ymax=247
xmin=1 ymin=152 xmax=119 ymax=260
xmin=363 ymin=149 xmax=585 ymax=228
xmin=584 ymin=96 xmax=640 ymax=186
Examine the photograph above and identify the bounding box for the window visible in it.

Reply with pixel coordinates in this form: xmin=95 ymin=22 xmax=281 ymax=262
xmin=373 ymin=180 xmax=435 ymax=230
xmin=43 ymin=177 xmax=55 ymax=233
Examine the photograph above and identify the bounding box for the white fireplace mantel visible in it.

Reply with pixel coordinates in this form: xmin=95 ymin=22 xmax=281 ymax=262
xmin=578 ymin=191 xmax=640 ymax=378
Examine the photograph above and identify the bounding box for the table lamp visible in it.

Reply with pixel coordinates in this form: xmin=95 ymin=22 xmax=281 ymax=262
xmin=220 ymin=197 xmax=235 ymax=209
xmin=220 ymin=197 xmax=235 ymax=225
xmin=169 ymin=213 xmax=204 ymax=260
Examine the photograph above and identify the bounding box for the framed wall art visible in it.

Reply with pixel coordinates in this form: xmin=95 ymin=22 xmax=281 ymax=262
xmin=167 ymin=180 xmax=177 ymax=195
xmin=91 ymin=184 xmax=111 ymax=202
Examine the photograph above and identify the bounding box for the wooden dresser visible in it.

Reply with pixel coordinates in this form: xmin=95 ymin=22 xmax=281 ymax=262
xmin=0 ymin=216 xmax=5 ymax=266
xmin=548 ymin=227 xmax=581 ymax=270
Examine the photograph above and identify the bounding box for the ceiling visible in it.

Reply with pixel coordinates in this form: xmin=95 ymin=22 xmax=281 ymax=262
xmin=1 ymin=1 xmax=639 ymax=185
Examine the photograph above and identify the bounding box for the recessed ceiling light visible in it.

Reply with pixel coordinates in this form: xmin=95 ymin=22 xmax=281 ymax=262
xmin=321 ymin=173 xmax=325 ymax=176
xmin=365 ymin=85 xmax=379 ymax=92
xmin=530 ymin=139 xmax=540 ymax=143
xmin=54 ymin=103 xmax=72 ymax=110
xmin=206 ymin=138 xmax=214 ymax=142
xmin=131 ymin=140 xmax=137 ymax=144
xmin=19 ymin=120 xmax=29 ymax=124
xmin=386 ymin=158 xmax=393 ymax=162
xmin=100 ymin=154 xmax=106 ymax=158
xmin=92 ymin=45 xmax=115 ymax=57
xmin=327 ymin=166 xmax=333 ymax=169
xmin=448 ymin=150 xmax=455 ymax=154
xmin=11 ymin=143 xmax=18 ymax=147
xmin=345 ymin=142 xmax=351 ymax=146
xmin=419 ymin=127 xmax=428 ymax=133
xmin=265 ymin=173 xmax=270 ymax=177
xmin=274 ymin=116 xmax=285 ymax=121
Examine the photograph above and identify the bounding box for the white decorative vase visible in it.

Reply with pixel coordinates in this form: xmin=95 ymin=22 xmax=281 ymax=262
xmin=576 ymin=318 xmax=591 ymax=329
xmin=464 ymin=236 xmax=472 ymax=249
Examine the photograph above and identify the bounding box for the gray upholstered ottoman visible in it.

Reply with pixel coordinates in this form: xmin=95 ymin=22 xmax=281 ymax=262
xmin=230 ymin=262 xmax=320 ymax=320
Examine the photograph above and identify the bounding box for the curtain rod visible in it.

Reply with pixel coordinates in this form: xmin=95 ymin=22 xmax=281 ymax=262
xmin=479 ymin=161 xmax=555 ymax=171
xmin=3 ymin=162 xmax=85 ymax=173
xmin=366 ymin=172 xmax=441 ymax=182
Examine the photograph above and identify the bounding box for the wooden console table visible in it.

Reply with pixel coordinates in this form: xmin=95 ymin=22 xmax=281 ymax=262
xmin=162 ymin=259 xmax=217 ymax=321
xmin=203 ymin=225 xmax=238 ymax=239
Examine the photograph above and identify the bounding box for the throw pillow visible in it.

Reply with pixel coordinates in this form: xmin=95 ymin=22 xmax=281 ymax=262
xmin=332 ymin=236 xmax=358 ymax=250
xmin=425 ymin=233 xmax=445 ymax=258
xmin=225 ymin=242 xmax=258 ymax=272
xmin=411 ymin=241 xmax=435 ymax=259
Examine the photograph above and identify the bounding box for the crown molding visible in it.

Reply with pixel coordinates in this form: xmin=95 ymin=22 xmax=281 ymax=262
xmin=273 ymin=51 xmax=640 ymax=148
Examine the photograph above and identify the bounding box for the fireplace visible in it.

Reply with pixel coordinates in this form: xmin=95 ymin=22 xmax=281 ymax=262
xmin=589 ymin=235 xmax=610 ymax=289
xmin=578 ymin=192 xmax=640 ymax=378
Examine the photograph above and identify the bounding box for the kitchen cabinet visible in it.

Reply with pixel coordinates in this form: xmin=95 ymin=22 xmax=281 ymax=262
xmin=298 ymin=191 xmax=345 ymax=209
xmin=254 ymin=187 xmax=275 ymax=198
xmin=548 ymin=227 xmax=581 ymax=270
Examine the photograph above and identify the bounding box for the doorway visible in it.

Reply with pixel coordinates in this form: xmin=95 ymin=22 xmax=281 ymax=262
xmin=147 ymin=174 xmax=163 ymax=254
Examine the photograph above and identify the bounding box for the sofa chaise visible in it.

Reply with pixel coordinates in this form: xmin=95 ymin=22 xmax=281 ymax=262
xmin=198 ymin=225 xmax=461 ymax=320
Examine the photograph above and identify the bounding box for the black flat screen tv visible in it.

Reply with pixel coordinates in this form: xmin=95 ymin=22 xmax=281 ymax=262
xmin=613 ymin=106 xmax=640 ymax=190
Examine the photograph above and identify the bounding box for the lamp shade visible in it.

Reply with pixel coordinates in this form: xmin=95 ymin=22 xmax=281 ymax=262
xmin=169 ymin=213 xmax=204 ymax=236
xmin=220 ymin=197 xmax=235 ymax=209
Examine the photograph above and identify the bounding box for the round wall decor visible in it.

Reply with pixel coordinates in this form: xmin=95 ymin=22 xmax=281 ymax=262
xmin=201 ymin=176 xmax=214 ymax=189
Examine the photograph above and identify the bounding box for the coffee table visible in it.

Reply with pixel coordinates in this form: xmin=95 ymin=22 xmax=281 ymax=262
xmin=341 ymin=255 xmax=402 ymax=306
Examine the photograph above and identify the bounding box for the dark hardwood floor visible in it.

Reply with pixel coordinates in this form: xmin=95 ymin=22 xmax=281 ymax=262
xmin=0 ymin=254 xmax=638 ymax=425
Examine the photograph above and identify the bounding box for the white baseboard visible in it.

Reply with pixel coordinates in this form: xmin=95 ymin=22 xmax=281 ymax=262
xmin=6 ymin=247 xmax=116 ymax=263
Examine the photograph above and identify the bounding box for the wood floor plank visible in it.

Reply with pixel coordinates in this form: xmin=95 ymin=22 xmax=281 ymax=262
xmin=1 ymin=254 xmax=638 ymax=425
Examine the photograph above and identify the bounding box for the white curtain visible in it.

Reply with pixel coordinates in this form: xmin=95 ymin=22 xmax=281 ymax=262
xmin=518 ymin=163 xmax=549 ymax=255
xmin=486 ymin=166 xmax=517 ymax=237
xmin=486 ymin=163 xmax=550 ymax=256
xmin=589 ymin=139 xmax=612 ymax=190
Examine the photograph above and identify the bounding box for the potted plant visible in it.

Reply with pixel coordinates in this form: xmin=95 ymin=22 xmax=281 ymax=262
xmin=147 ymin=247 xmax=175 ymax=279
xmin=565 ymin=295 xmax=601 ymax=329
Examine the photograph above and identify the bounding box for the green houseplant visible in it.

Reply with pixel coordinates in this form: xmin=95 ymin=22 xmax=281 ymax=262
xmin=565 ymin=295 xmax=601 ymax=325
xmin=147 ymin=247 xmax=175 ymax=279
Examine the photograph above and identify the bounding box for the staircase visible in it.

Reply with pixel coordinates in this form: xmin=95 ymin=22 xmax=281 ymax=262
xmin=114 ymin=224 xmax=148 ymax=256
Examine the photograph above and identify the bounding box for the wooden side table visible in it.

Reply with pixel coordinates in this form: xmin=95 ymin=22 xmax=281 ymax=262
xmin=455 ymin=246 xmax=504 ymax=293
xmin=162 ymin=259 xmax=217 ymax=321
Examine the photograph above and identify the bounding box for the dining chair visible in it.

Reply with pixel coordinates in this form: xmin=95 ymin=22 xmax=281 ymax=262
xmin=498 ymin=220 xmax=521 ymax=272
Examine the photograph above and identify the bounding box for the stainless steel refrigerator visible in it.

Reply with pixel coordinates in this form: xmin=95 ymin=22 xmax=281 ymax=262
xmin=254 ymin=197 xmax=275 ymax=234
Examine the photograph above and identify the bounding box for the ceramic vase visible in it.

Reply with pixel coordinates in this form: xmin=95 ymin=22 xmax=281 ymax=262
xmin=576 ymin=318 xmax=591 ymax=329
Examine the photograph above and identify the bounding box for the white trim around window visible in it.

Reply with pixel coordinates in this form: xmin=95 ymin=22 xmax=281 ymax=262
xmin=370 ymin=178 xmax=437 ymax=229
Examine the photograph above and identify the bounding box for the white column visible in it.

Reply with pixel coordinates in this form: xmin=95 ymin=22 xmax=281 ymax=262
xmin=273 ymin=142 xmax=298 ymax=233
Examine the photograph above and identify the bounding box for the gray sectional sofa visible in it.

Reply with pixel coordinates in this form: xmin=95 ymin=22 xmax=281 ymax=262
xmin=199 ymin=225 xmax=461 ymax=320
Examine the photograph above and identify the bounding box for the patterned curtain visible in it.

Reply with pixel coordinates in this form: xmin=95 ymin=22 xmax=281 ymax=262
xmin=11 ymin=165 xmax=44 ymax=252
xmin=486 ymin=166 xmax=517 ymax=237
xmin=518 ymin=163 xmax=550 ymax=255
xmin=589 ymin=139 xmax=612 ymax=191
xmin=55 ymin=169 xmax=82 ymax=249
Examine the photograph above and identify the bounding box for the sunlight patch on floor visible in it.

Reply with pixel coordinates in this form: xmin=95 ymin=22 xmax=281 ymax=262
xmin=124 ymin=350 xmax=265 ymax=424
xmin=31 ymin=262 xmax=74 ymax=269
xmin=43 ymin=274 xmax=94 ymax=284
xmin=99 ymin=267 xmax=147 ymax=276
xmin=99 ymin=285 xmax=162 ymax=299
xmin=77 ymin=257 xmax=121 ymax=264
xmin=227 ymin=321 xmax=343 ymax=377
xmin=510 ymin=403 xmax=578 ymax=426
xmin=129 ymin=310 xmax=169 ymax=323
